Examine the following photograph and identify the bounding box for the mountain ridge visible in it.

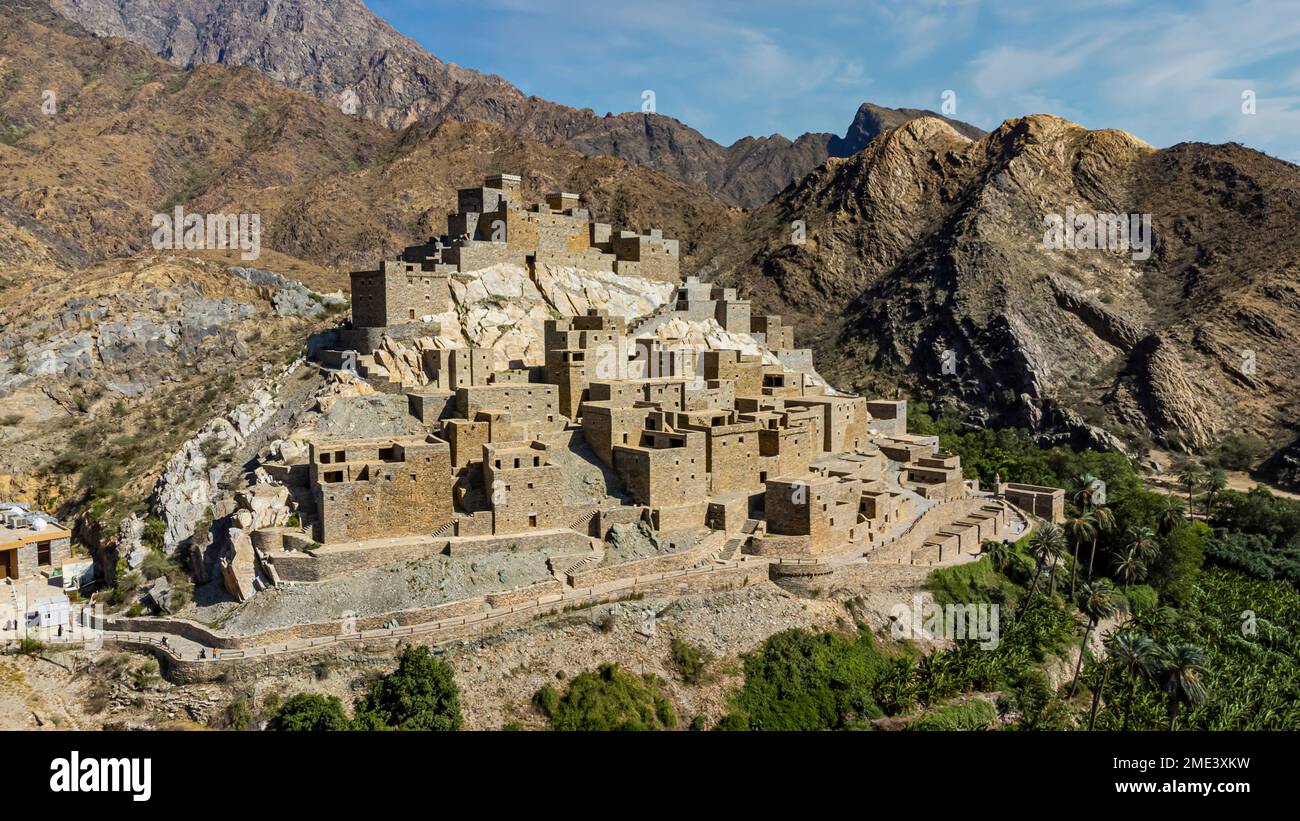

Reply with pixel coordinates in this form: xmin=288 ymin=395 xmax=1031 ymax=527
xmin=46 ymin=0 xmax=986 ymax=207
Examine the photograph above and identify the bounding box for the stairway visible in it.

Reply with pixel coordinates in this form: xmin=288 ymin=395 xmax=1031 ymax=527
xmin=563 ymin=552 xmax=605 ymax=576
xmin=432 ymin=520 xmax=455 ymax=539
xmin=716 ymin=538 xmax=743 ymax=562
xmin=567 ymin=510 xmax=596 ymax=535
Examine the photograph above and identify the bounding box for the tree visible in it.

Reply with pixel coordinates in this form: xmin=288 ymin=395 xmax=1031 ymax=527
xmin=1073 ymin=473 xmax=1102 ymax=511
xmin=1104 ymin=632 xmax=1161 ymax=731
xmin=1177 ymin=463 xmax=1204 ymax=517
xmin=1158 ymin=644 xmax=1208 ymax=731
xmin=1062 ymin=510 xmax=1097 ymax=600
xmin=1202 ymin=468 xmax=1228 ymax=517
xmin=1111 ymin=548 xmax=1147 ymax=593
xmin=1156 ymin=496 xmax=1186 ymax=536
xmin=353 ymin=645 xmax=463 ymax=731
xmin=271 ymin=693 xmax=350 ymax=731
xmin=980 ymin=539 xmax=1015 ymax=573
xmin=1126 ymin=525 xmax=1159 ymax=564
xmin=1027 ymin=522 xmax=1066 ymax=602
xmin=1089 ymin=506 xmax=1116 ymax=581
xmin=1069 ymin=580 xmax=1118 ymax=698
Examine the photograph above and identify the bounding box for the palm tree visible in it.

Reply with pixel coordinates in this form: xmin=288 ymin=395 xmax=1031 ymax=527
xmin=1104 ymin=632 xmax=1161 ymax=730
xmin=1073 ymin=473 xmax=1102 ymax=511
xmin=1176 ymin=462 xmax=1203 ymax=517
xmin=1112 ymin=548 xmax=1147 ymax=593
xmin=1069 ymin=580 xmax=1118 ymax=698
xmin=1127 ymin=525 xmax=1159 ymax=564
xmin=1202 ymin=468 xmax=1228 ymax=518
xmin=1034 ymin=522 xmax=1066 ymax=600
xmin=1156 ymin=496 xmax=1185 ymax=535
xmin=1026 ymin=522 xmax=1066 ymax=604
xmin=1087 ymin=505 xmax=1116 ymax=582
xmin=980 ymin=539 xmax=1014 ymax=573
xmin=1158 ymin=644 xmax=1208 ymax=731
xmin=1062 ymin=510 xmax=1097 ymax=600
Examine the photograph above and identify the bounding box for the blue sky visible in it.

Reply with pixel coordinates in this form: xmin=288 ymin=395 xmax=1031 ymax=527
xmin=370 ymin=0 xmax=1300 ymax=162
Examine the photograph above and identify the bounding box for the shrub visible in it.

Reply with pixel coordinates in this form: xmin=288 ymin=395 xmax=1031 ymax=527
xmin=352 ymin=645 xmax=462 ymax=731
xmin=1124 ymin=584 xmax=1159 ymax=616
xmin=928 ymin=557 xmax=1020 ymax=608
xmin=1209 ymin=434 xmax=1268 ymax=471
xmin=271 ymin=693 xmax=350 ymax=731
xmin=670 ymin=637 xmax=709 ymax=684
xmin=909 ymin=699 xmax=997 ymax=731
xmin=533 ymin=663 xmax=677 ymax=731
xmin=17 ymin=637 xmax=45 ymax=656
xmin=720 ymin=628 xmax=891 ymax=731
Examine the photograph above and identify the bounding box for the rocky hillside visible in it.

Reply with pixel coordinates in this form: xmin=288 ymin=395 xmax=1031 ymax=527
xmin=0 ymin=2 xmax=740 ymax=290
xmin=45 ymin=0 xmax=983 ymax=206
xmin=706 ymin=114 xmax=1300 ymax=467
xmin=0 ymin=254 xmax=340 ymax=542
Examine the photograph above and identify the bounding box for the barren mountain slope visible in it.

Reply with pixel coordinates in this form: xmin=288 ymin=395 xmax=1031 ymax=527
xmin=0 ymin=4 xmax=739 ymax=292
xmin=708 ymin=114 xmax=1300 ymax=463
xmin=46 ymin=0 xmax=984 ymax=206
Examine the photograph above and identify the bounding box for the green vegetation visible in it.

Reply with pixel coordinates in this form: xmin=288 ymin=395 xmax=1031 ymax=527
xmin=1205 ymin=433 xmax=1269 ymax=472
xmin=352 ymin=645 xmax=463 ymax=731
xmin=271 ymin=694 xmax=351 ymax=731
xmin=909 ymin=699 xmax=997 ymax=731
xmin=670 ymin=637 xmax=710 ymax=684
xmin=272 ymin=645 xmax=463 ymax=731
xmin=716 ymin=589 xmax=1076 ymax=731
xmin=0 ymin=120 xmax=29 ymax=146
xmin=533 ymin=663 xmax=677 ymax=730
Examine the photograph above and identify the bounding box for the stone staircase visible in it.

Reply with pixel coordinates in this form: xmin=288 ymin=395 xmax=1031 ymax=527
xmin=567 ymin=510 xmax=596 ymax=536
xmin=716 ymin=537 xmax=744 ymax=563
xmin=629 ymin=303 xmax=678 ymax=336
xmin=431 ymin=520 xmax=456 ymax=539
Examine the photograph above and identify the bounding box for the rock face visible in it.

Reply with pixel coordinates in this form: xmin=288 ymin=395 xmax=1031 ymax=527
xmin=45 ymin=0 xmax=983 ymax=207
xmin=152 ymin=378 xmax=285 ymax=553
xmin=0 ymin=4 xmax=741 ymax=277
xmin=709 ymin=114 xmax=1300 ymax=461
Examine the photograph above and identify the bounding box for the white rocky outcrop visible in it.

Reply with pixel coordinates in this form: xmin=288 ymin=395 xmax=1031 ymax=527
xmin=151 ymin=365 xmax=297 ymax=553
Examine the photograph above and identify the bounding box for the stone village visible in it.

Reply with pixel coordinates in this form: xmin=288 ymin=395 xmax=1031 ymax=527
xmin=3 ymin=174 xmax=1066 ymax=661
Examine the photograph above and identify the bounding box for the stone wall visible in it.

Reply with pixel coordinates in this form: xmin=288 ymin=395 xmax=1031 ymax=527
xmin=270 ymin=537 xmax=451 ymax=582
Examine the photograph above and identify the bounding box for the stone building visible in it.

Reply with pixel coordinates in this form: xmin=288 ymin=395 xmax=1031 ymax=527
xmin=904 ymin=450 xmax=966 ymax=500
xmin=365 ymin=174 xmax=679 ymax=281
xmin=998 ymin=481 xmax=1066 ymax=523
xmin=309 ymin=436 xmax=453 ymax=543
xmin=545 ymin=310 xmax=632 ymax=419
xmin=482 ymin=441 xmax=567 ymax=533
xmin=612 ymin=428 xmax=708 ymax=531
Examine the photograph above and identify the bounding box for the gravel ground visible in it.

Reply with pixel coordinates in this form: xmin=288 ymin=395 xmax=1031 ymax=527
xmin=600 ymin=522 xmax=702 ymax=565
xmin=313 ymin=393 xmax=428 ymax=438
xmin=219 ymin=550 xmax=557 ymax=635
